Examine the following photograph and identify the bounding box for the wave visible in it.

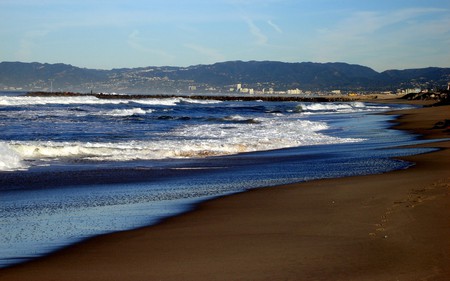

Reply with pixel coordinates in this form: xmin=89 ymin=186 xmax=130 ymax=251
xmin=5 ymin=118 xmax=364 ymax=170
xmin=179 ymin=98 xmax=223 ymax=104
xmin=101 ymin=108 xmax=151 ymax=117
xmin=0 ymin=143 xmax=26 ymax=171
xmin=0 ymin=96 xmax=122 ymax=106
xmin=296 ymin=102 xmax=390 ymax=114
xmin=1 ymin=107 xmax=154 ymax=120
xmin=8 ymin=141 xmax=249 ymax=163
xmin=0 ymin=95 xmax=183 ymax=107
xmin=223 ymin=115 xmax=261 ymax=123
xmin=130 ymin=98 xmax=181 ymax=106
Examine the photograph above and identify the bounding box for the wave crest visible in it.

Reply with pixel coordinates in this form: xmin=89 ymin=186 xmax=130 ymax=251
xmin=6 ymin=117 xmax=364 ymax=170
xmin=296 ymin=102 xmax=389 ymax=114
xmin=0 ymin=143 xmax=26 ymax=171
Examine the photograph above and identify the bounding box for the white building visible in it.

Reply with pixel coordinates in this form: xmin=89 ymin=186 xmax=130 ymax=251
xmin=287 ymin=88 xmax=302 ymax=94
xmin=405 ymin=88 xmax=421 ymax=94
xmin=263 ymin=88 xmax=274 ymax=94
xmin=239 ymin=88 xmax=254 ymax=94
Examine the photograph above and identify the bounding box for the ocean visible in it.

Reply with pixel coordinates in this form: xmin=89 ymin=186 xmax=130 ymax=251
xmin=0 ymin=92 xmax=434 ymax=267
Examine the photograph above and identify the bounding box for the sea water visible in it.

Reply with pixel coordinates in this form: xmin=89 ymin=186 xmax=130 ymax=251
xmin=0 ymin=92 xmax=434 ymax=267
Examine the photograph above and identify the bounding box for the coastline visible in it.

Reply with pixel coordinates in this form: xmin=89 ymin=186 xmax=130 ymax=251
xmin=0 ymin=102 xmax=449 ymax=280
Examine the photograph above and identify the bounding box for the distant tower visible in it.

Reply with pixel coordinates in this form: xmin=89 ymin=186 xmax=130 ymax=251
xmin=236 ymin=83 xmax=242 ymax=92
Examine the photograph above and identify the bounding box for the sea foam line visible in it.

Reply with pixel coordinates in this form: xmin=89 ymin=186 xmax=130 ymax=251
xmin=4 ymin=118 xmax=364 ymax=171
xmin=0 ymin=95 xmax=222 ymax=107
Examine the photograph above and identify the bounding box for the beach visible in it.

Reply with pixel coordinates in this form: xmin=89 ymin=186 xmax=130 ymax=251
xmin=0 ymin=102 xmax=449 ymax=280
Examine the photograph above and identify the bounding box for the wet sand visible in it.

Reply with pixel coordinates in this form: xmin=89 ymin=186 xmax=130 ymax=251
xmin=1 ymin=103 xmax=449 ymax=281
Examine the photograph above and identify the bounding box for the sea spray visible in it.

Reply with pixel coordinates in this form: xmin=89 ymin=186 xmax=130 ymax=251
xmin=0 ymin=142 xmax=25 ymax=171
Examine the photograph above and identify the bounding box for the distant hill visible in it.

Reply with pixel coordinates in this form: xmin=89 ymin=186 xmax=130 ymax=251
xmin=167 ymin=61 xmax=380 ymax=88
xmin=1 ymin=61 xmax=449 ymax=93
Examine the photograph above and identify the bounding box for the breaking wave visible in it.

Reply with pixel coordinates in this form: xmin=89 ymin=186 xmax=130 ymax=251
xmin=0 ymin=143 xmax=26 ymax=171
xmin=0 ymin=95 xmax=220 ymax=107
xmin=296 ymin=102 xmax=390 ymax=114
xmin=5 ymin=118 xmax=364 ymax=170
xmin=101 ymin=108 xmax=151 ymax=117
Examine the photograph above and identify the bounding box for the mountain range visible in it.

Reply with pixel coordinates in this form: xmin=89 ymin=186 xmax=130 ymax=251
xmin=1 ymin=61 xmax=449 ymax=93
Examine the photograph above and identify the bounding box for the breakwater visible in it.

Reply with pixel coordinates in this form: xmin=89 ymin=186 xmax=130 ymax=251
xmin=26 ymin=91 xmax=362 ymax=102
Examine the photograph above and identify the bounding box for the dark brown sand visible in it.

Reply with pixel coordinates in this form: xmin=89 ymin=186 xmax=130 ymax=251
xmin=1 ymin=103 xmax=449 ymax=281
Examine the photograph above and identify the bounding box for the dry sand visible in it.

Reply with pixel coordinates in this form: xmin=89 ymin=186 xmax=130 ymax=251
xmin=1 ymin=103 xmax=449 ymax=281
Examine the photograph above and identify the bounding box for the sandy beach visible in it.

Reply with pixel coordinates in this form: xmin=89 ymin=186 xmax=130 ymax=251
xmin=0 ymin=102 xmax=449 ymax=281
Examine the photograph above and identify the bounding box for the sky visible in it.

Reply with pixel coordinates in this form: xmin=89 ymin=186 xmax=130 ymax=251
xmin=1 ymin=0 xmax=449 ymax=72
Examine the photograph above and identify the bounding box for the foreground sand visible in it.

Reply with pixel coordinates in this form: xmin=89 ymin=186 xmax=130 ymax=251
xmin=1 ymin=104 xmax=449 ymax=281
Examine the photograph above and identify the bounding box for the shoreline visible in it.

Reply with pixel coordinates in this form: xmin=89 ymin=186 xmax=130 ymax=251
xmin=0 ymin=101 xmax=449 ymax=280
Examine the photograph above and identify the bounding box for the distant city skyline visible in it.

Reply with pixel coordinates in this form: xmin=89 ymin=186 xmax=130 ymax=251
xmin=1 ymin=0 xmax=449 ymax=72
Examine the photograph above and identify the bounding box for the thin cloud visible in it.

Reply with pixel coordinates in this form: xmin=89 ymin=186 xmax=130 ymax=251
xmin=244 ymin=17 xmax=268 ymax=45
xmin=267 ymin=20 xmax=283 ymax=33
xmin=321 ymin=7 xmax=449 ymax=40
xmin=310 ymin=7 xmax=450 ymax=71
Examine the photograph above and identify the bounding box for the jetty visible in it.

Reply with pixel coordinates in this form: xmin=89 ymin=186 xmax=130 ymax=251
xmin=26 ymin=91 xmax=367 ymax=103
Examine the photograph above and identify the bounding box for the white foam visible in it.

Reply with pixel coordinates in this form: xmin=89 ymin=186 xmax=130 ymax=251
xmin=131 ymin=98 xmax=181 ymax=106
xmin=223 ymin=115 xmax=257 ymax=122
xmin=297 ymin=102 xmax=388 ymax=114
xmin=101 ymin=108 xmax=150 ymax=117
xmin=0 ymin=142 xmax=26 ymax=171
xmin=0 ymin=96 xmax=181 ymax=107
xmin=8 ymin=117 xmax=364 ymax=167
xmin=0 ymin=96 xmax=121 ymax=106
xmin=171 ymin=118 xmax=359 ymax=152
xmin=180 ymin=98 xmax=223 ymax=104
xmin=298 ymin=103 xmax=353 ymax=112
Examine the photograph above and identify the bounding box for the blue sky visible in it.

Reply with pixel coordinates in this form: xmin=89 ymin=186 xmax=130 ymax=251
xmin=1 ymin=0 xmax=449 ymax=71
